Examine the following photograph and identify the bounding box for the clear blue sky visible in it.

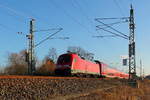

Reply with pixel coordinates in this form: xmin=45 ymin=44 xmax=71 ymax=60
xmin=0 ymin=0 xmax=149 ymax=75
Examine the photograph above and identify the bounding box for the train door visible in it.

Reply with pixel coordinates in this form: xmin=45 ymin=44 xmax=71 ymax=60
xmin=94 ymin=60 xmax=101 ymax=76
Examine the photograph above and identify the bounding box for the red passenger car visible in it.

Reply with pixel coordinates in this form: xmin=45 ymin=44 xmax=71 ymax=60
xmin=55 ymin=53 xmax=129 ymax=79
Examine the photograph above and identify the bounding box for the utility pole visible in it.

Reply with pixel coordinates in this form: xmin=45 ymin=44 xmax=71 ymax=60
xmin=19 ymin=19 xmax=65 ymax=75
xmin=142 ymin=68 xmax=145 ymax=79
xmin=26 ymin=19 xmax=36 ymax=75
xmin=94 ymin=4 xmax=138 ymax=87
xmin=140 ymin=59 xmax=142 ymax=78
xmin=128 ymin=5 xmax=137 ymax=87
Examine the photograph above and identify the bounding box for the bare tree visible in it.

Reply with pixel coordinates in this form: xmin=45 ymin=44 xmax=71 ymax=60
xmin=7 ymin=50 xmax=27 ymax=66
xmin=46 ymin=48 xmax=57 ymax=63
xmin=4 ymin=50 xmax=28 ymax=75
xmin=67 ymin=46 xmax=94 ymax=61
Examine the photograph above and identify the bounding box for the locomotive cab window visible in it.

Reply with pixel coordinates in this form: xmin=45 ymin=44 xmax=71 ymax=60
xmin=57 ymin=54 xmax=72 ymax=64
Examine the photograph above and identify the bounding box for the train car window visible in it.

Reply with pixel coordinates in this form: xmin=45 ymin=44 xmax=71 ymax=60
xmin=57 ymin=55 xmax=71 ymax=64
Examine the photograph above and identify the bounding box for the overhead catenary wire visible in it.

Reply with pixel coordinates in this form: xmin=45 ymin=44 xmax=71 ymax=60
xmin=1 ymin=5 xmax=54 ymax=35
xmin=0 ymin=4 xmax=32 ymax=19
xmin=112 ymin=0 xmax=126 ymax=17
xmin=0 ymin=3 xmax=37 ymax=33
xmin=70 ymin=0 xmax=95 ymax=27
xmin=48 ymin=0 xmax=95 ymax=35
xmin=24 ymin=5 xmax=60 ymax=28
xmin=92 ymin=35 xmax=117 ymax=38
xmin=118 ymin=0 xmax=129 ymax=13
xmin=96 ymin=20 xmax=128 ymax=29
xmin=95 ymin=18 xmax=129 ymax=38
xmin=0 ymin=3 xmax=49 ymax=34
xmin=95 ymin=17 xmax=129 ymax=20
xmin=35 ymin=28 xmax=63 ymax=48
xmin=0 ymin=23 xmax=15 ymax=32
xmin=34 ymin=28 xmax=63 ymax=32
xmin=0 ymin=3 xmax=67 ymax=48
xmin=47 ymin=37 xmax=69 ymax=40
xmin=96 ymin=25 xmax=128 ymax=40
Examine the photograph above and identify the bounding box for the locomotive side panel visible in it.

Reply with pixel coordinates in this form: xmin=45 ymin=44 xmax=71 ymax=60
xmin=71 ymin=54 xmax=100 ymax=75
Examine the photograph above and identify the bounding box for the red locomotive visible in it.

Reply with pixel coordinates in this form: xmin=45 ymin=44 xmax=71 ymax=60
xmin=55 ymin=53 xmax=129 ymax=79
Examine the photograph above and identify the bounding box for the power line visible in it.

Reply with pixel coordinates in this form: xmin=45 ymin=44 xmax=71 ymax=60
xmin=95 ymin=18 xmax=129 ymax=38
xmin=0 ymin=23 xmax=15 ymax=32
xmin=0 ymin=4 xmax=35 ymax=33
xmin=119 ymin=0 xmax=129 ymax=12
xmin=92 ymin=35 xmax=117 ymax=38
xmin=35 ymin=28 xmax=63 ymax=48
xmin=24 ymin=8 xmax=58 ymax=27
xmin=46 ymin=37 xmax=69 ymax=40
xmin=71 ymin=0 xmax=94 ymax=27
xmin=95 ymin=17 xmax=129 ymax=40
xmin=95 ymin=17 xmax=129 ymax=20
xmin=96 ymin=25 xmax=128 ymax=40
xmin=0 ymin=3 xmax=64 ymax=41
xmin=96 ymin=20 xmax=128 ymax=29
xmin=0 ymin=4 xmax=32 ymax=19
xmin=112 ymin=0 xmax=126 ymax=16
xmin=34 ymin=28 xmax=63 ymax=32
xmin=48 ymin=0 xmax=95 ymax=35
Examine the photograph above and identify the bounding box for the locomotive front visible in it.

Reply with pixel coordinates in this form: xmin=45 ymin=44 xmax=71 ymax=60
xmin=55 ymin=54 xmax=73 ymax=76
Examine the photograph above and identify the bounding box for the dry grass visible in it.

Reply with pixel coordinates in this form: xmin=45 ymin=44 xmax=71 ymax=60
xmin=70 ymin=79 xmax=150 ymax=100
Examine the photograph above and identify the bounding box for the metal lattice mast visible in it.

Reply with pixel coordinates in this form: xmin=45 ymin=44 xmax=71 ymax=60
xmin=129 ymin=5 xmax=136 ymax=80
xmin=140 ymin=59 xmax=142 ymax=78
xmin=27 ymin=19 xmax=36 ymax=75
xmin=23 ymin=19 xmax=64 ymax=75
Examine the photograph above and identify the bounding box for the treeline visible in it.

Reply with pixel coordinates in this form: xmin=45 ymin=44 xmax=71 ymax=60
xmin=1 ymin=48 xmax=57 ymax=76
xmin=0 ymin=46 xmax=94 ymax=76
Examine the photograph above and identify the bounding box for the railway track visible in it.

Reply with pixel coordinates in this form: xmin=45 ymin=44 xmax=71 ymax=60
xmin=0 ymin=75 xmax=101 ymax=80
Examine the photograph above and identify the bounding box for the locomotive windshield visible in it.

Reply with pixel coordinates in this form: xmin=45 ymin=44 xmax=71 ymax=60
xmin=57 ymin=54 xmax=72 ymax=65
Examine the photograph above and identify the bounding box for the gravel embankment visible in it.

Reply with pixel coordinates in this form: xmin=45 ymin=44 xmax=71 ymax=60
xmin=0 ymin=76 xmax=123 ymax=100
